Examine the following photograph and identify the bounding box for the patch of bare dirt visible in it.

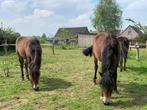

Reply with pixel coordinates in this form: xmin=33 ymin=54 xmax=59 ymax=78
xmin=0 ymin=97 xmax=28 ymax=110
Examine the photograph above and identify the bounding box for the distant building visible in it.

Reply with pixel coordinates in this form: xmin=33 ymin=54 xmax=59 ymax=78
xmin=78 ymin=33 xmax=97 ymax=47
xmin=119 ymin=25 xmax=143 ymax=40
xmin=51 ymin=27 xmax=97 ymax=47
xmin=54 ymin=27 xmax=89 ymax=38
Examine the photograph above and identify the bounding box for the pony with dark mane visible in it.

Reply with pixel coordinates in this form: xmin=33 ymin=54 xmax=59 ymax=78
xmin=16 ymin=36 xmax=42 ymax=91
xmin=117 ymin=36 xmax=129 ymax=71
xmin=83 ymin=32 xmax=120 ymax=105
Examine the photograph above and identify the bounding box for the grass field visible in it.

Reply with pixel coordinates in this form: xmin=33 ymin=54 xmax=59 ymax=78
xmin=0 ymin=47 xmax=147 ymax=110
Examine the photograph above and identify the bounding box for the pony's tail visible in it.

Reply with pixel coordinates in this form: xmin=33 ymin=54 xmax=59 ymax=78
xmin=82 ymin=46 xmax=93 ymax=56
xmin=100 ymin=44 xmax=115 ymax=90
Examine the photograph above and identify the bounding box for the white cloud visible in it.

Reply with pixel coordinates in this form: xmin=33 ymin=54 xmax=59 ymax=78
xmin=0 ymin=0 xmax=29 ymax=14
xmin=32 ymin=9 xmax=54 ymax=18
xmin=117 ymin=0 xmax=136 ymax=5
xmin=69 ymin=12 xmax=92 ymax=28
xmin=0 ymin=0 xmax=95 ymax=36
xmin=1 ymin=0 xmax=147 ymax=36
xmin=122 ymin=0 xmax=147 ymax=28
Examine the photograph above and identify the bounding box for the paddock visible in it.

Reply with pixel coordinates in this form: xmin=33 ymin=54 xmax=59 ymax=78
xmin=0 ymin=46 xmax=147 ymax=110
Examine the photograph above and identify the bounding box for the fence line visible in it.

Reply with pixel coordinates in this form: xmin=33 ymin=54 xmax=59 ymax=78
xmin=0 ymin=41 xmax=147 ymax=60
xmin=0 ymin=43 xmax=55 ymax=55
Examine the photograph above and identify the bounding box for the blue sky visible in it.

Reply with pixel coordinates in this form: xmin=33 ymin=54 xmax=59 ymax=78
xmin=0 ymin=0 xmax=147 ymax=37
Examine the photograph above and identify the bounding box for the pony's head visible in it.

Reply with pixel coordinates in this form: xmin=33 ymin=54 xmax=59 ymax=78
xmin=100 ymin=71 xmax=114 ymax=105
xmin=29 ymin=63 xmax=40 ymax=91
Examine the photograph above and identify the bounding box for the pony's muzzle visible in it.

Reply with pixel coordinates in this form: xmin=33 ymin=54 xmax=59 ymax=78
xmin=101 ymin=96 xmax=110 ymax=106
xmin=33 ymin=84 xmax=39 ymax=91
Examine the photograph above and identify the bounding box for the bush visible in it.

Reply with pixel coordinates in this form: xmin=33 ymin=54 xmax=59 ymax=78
xmin=135 ymin=33 xmax=147 ymax=43
xmin=0 ymin=27 xmax=20 ymax=52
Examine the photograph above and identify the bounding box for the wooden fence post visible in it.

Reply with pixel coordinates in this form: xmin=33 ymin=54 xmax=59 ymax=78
xmin=135 ymin=42 xmax=139 ymax=61
xmin=146 ymin=41 xmax=147 ymax=49
xmin=136 ymin=47 xmax=139 ymax=61
xmin=52 ymin=44 xmax=55 ymax=55
xmin=129 ymin=42 xmax=132 ymax=51
xmin=4 ymin=40 xmax=7 ymax=55
xmin=52 ymin=39 xmax=55 ymax=55
xmin=3 ymin=40 xmax=10 ymax=77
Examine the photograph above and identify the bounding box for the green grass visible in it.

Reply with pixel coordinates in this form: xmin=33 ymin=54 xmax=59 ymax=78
xmin=0 ymin=47 xmax=147 ymax=110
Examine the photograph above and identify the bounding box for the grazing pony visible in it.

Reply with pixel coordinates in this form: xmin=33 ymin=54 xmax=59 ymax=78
xmin=83 ymin=32 xmax=120 ymax=105
xmin=117 ymin=36 xmax=129 ymax=72
xmin=16 ymin=37 xmax=42 ymax=91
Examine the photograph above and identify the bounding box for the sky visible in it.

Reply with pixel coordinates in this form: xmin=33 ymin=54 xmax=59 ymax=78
xmin=0 ymin=0 xmax=147 ymax=37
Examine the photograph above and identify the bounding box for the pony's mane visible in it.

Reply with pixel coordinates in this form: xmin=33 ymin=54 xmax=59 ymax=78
xmin=100 ymin=36 xmax=119 ymax=90
xmin=29 ymin=39 xmax=42 ymax=73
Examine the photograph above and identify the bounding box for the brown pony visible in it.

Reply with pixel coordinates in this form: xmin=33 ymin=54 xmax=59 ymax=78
xmin=16 ymin=37 xmax=42 ymax=91
xmin=117 ymin=36 xmax=129 ymax=71
xmin=83 ymin=32 xmax=120 ymax=105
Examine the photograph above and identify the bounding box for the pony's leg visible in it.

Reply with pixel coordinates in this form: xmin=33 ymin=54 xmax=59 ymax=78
xmin=114 ymin=71 xmax=118 ymax=93
xmin=120 ymin=57 xmax=123 ymax=72
xmin=19 ymin=57 xmax=24 ymax=80
xmin=124 ymin=58 xmax=127 ymax=71
xmin=100 ymin=90 xmax=103 ymax=100
xmin=93 ymin=58 xmax=98 ymax=84
xmin=25 ymin=60 xmax=30 ymax=80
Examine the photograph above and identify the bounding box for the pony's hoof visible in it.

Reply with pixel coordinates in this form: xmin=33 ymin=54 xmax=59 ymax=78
xmin=27 ymin=77 xmax=30 ymax=81
xmin=103 ymin=102 xmax=110 ymax=106
xmin=93 ymin=79 xmax=97 ymax=85
xmin=33 ymin=87 xmax=39 ymax=91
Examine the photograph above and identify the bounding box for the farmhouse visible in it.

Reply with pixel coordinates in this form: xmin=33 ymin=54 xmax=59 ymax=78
xmin=119 ymin=25 xmax=143 ymax=41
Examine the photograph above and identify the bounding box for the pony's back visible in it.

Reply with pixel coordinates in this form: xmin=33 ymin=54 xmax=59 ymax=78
xmin=16 ymin=36 xmax=41 ymax=58
xmin=117 ymin=36 xmax=129 ymax=58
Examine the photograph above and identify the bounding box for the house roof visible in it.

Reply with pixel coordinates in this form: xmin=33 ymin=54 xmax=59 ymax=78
xmin=129 ymin=25 xmax=143 ymax=35
xmin=120 ymin=25 xmax=143 ymax=35
xmin=54 ymin=27 xmax=89 ymax=38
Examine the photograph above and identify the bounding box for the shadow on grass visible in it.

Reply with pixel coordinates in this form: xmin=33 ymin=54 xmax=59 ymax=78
xmin=111 ymin=82 xmax=147 ymax=108
xmin=127 ymin=66 xmax=147 ymax=74
xmin=40 ymin=77 xmax=72 ymax=91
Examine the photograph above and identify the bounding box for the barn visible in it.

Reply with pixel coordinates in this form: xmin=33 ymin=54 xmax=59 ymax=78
xmin=78 ymin=33 xmax=97 ymax=47
xmin=52 ymin=27 xmax=97 ymax=47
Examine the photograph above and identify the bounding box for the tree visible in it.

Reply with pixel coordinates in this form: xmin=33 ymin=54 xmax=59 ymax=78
xmin=55 ymin=29 xmax=71 ymax=38
xmin=125 ymin=18 xmax=147 ymax=33
xmin=135 ymin=33 xmax=147 ymax=43
xmin=92 ymin=0 xmax=122 ymax=35
xmin=41 ymin=33 xmax=47 ymax=40
xmin=125 ymin=18 xmax=147 ymax=43
xmin=0 ymin=26 xmax=20 ymax=44
xmin=0 ymin=28 xmax=4 ymax=44
xmin=3 ymin=27 xmax=20 ymax=44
